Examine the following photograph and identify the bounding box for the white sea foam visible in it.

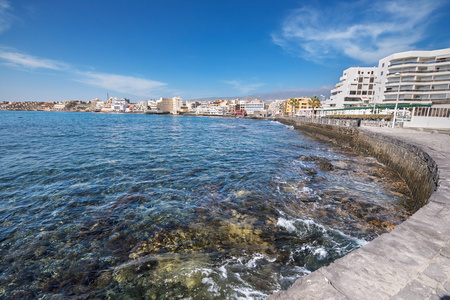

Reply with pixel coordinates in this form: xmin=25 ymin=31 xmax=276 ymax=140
xmin=245 ymin=253 xmax=277 ymax=268
xmin=313 ymin=247 xmax=328 ymax=259
xmin=279 ymin=265 xmax=311 ymax=282
xmin=277 ymin=217 xmax=297 ymax=233
xmin=218 ymin=265 xmax=228 ymax=279
xmin=202 ymin=277 xmax=220 ymax=293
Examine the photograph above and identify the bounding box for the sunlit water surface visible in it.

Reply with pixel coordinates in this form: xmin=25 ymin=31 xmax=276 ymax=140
xmin=0 ymin=111 xmax=411 ymax=299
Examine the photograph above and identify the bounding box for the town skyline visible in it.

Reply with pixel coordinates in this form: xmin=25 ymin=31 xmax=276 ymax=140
xmin=1 ymin=0 xmax=450 ymax=102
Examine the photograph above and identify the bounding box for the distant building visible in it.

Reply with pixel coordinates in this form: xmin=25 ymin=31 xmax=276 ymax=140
xmin=195 ymin=102 xmax=211 ymax=115
xmin=54 ymin=102 xmax=67 ymax=110
xmin=329 ymin=67 xmax=377 ymax=109
xmin=157 ymin=97 xmax=183 ymax=114
xmin=268 ymin=100 xmax=285 ymax=116
xmin=244 ymin=99 xmax=265 ymax=115
xmin=111 ymin=98 xmax=130 ymax=112
xmin=148 ymin=100 xmax=160 ymax=112
xmin=134 ymin=101 xmax=149 ymax=112
xmin=40 ymin=102 xmax=55 ymax=111
xmin=126 ymin=103 xmax=134 ymax=112
xmin=101 ymin=103 xmax=112 ymax=112
xmin=91 ymin=98 xmax=103 ymax=111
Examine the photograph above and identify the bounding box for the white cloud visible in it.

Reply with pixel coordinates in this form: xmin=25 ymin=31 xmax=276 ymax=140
xmin=223 ymin=80 xmax=264 ymax=94
xmin=0 ymin=0 xmax=13 ymax=34
xmin=75 ymin=71 xmax=167 ymax=97
xmin=0 ymin=48 xmax=167 ymax=97
xmin=0 ymin=48 xmax=69 ymax=70
xmin=272 ymin=0 xmax=446 ymax=63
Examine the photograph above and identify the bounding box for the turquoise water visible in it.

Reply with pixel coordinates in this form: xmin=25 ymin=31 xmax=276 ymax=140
xmin=0 ymin=111 xmax=410 ymax=299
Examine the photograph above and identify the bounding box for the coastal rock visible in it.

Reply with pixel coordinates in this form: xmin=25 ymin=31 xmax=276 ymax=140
xmin=301 ymin=167 xmax=318 ymax=176
xmin=317 ymin=158 xmax=334 ymax=171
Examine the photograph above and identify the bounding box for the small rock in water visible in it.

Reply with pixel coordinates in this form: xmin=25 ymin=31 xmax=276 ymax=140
xmin=234 ymin=190 xmax=252 ymax=197
xmin=301 ymin=167 xmax=317 ymax=176
xmin=317 ymin=158 xmax=334 ymax=171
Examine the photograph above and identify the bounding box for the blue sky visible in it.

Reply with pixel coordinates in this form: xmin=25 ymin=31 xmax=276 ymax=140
xmin=0 ymin=0 xmax=449 ymax=102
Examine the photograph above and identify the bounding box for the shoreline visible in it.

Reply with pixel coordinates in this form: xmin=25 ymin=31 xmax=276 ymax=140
xmin=270 ymin=118 xmax=450 ymax=299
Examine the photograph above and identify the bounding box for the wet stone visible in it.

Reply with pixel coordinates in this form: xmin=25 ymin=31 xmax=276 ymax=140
xmin=317 ymin=158 xmax=334 ymax=171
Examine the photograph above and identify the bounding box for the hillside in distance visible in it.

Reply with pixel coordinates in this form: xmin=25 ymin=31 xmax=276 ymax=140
xmin=189 ymin=86 xmax=332 ymax=102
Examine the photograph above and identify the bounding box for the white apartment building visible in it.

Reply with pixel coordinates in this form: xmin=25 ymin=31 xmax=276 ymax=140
xmin=195 ymin=102 xmax=211 ymax=115
xmin=148 ymin=100 xmax=160 ymax=111
xmin=374 ymin=48 xmax=450 ymax=107
xmin=172 ymin=97 xmax=183 ymax=113
xmin=268 ymin=100 xmax=285 ymax=116
xmin=111 ymin=98 xmax=130 ymax=112
xmin=329 ymin=67 xmax=377 ymax=108
xmin=90 ymin=99 xmax=104 ymax=111
xmin=244 ymin=99 xmax=265 ymax=115
xmin=134 ymin=101 xmax=149 ymax=112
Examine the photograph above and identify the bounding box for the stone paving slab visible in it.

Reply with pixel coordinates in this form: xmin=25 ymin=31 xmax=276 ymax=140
xmin=268 ymin=272 xmax=346 ymax=300
xmin=268 ymin=126 xmax=450 ymax=300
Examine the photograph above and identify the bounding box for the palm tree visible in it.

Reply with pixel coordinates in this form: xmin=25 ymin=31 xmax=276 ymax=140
xmin=308 ymin=95 xmax=321 ymax=117
xmin=280 ymin=103 xmax=286 ymax=116
xmin=288 ymin=98 xmax=300 ymax=117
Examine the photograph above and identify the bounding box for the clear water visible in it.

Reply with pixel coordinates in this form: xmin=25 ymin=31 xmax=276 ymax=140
xmin=0 ymin=111 xmax=411 ymax=299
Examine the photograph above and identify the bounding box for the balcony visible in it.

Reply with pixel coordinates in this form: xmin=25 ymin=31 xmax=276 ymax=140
xmin=389 ymin=58 xmax=450 ymax=67
xmin=387 ymin=68 xmax=450 ymax=76
xmin=385 ymin=88 xmax=449 ymax=93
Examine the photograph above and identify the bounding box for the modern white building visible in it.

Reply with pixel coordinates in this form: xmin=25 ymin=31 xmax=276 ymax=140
xmin=374 ymin=48 xmax=450 ymax=107
xmin=111 ymin=98 xmax=130 ymax=112
xmin=244 ymin=99 xmax=265 ymax=115
xmin=148 ymin=100 xmax=160 ymax=112
xmin=328 ymin=67 xmax=377 ymax=108
xmin=134 ymin=101 xmax=149 ymax=112
xmin=268 ymin=100 xmax=285 ymax=116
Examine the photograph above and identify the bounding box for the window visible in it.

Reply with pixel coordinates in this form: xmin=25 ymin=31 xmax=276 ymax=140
xmin=381 ymin=71 xmax=384 ymax=76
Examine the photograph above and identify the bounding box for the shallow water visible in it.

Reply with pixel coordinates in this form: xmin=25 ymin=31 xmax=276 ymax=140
xmin=0 ymin=111 xmax=411 ymax=299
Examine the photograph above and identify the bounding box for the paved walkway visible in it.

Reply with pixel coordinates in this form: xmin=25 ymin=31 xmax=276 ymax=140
xmin=269 ymin=126 xmax=450 ymax=300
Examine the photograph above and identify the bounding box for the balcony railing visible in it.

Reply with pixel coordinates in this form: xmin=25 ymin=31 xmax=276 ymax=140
xmin=387 ymin=69 xmax=450 ymax=76
xmin=389 ymin=58 xmax=450 ymax=67
xmin=385 ymin=88 xmax=449 ymax=93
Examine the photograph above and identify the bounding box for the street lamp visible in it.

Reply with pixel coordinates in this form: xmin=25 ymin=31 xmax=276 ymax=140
xmin=392 ymin=72 xmax=401 ymax=128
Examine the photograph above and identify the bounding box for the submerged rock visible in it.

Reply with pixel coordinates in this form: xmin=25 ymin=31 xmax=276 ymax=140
xmin=301 ymin=167 xmax=318 ymax=176
xmin=317 ymin=158 xmax=334 ymax=171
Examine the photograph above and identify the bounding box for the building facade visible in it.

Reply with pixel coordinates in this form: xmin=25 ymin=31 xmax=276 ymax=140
xmin=111 ymin=98 xmax=130 ymax=112
xmin=375 ymin=48 xmax=450 ymax=107
xmin=244 ymin=99 xmax=265 ymax=115
xmin=328 ymin=67 xmax=377 ymax=109
xmin=157 ymin=97 xmax=183 ymax=114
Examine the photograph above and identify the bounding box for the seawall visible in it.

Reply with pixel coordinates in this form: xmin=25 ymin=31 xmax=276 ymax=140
xmin=269 ymin=117 xmax=450 ymax=299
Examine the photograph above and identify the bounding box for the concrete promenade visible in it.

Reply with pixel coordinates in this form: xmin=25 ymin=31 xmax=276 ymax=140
xmin=269 ymin=126 xmax=450 ymax=300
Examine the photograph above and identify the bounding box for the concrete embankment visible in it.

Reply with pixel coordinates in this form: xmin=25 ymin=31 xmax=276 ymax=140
xmin=269 ymin=117 xmax=450 ymax=300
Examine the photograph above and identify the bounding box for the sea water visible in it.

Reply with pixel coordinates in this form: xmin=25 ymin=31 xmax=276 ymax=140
xmin=0 ymin=111 xmax=411 ymax=299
